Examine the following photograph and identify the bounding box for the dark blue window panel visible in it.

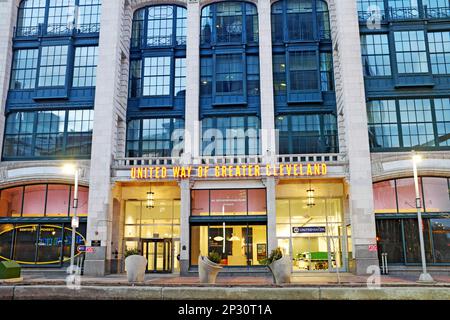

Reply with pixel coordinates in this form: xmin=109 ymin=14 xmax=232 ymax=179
xmin=200 ymin=2 xmax=258 ymax=46
xmin=275 ymin=113 xmax=338 ymax=154
xmin=129 ymin=59 xmax=142 ymax=98
xmin=394 ymin=30 xmax=429 ymax=74
xmin=2 ymin=108 xmax=93 ymax=160
xmin=361 ymin=34 xmax=392 ymax=76
xmin=76 ymin=0 xmax=101 ymax=34
xmin=201 ymin=116 xmax=260 ymax=156
xmin=16 ymin=0 xmax=46 ymax=37
xmin=428 ymin=31 xmax=450 ymax=75
xmin=38 ymin=45 xmax=68 ymax=87
xmin=289 ymin=51 xmax=319 ymax=91
xmin=126 ymin=118 xmax=184 ymax=157
xmin=435 ymin=98 xmax=450 ymax=146
xmin=388 ymin=0 xmax=420 ymax=20
xmin=357 ymin=0 xmax=386 ymax=21
xmin=216 ymin=54 xmax=244 ymax=95
xmin=10 ymin=49 xmax=39 ymax=90
xmin=367 ymin=100 xmax=400 ymax=148
xmin=73 ymin=46 xmax=98 ymax=87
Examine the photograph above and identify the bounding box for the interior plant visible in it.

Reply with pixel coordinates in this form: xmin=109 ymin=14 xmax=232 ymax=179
xmin=208 ymin=251 xmax=222 ymax=264
xmin=124 ymin=248 xmax=140 ymax=258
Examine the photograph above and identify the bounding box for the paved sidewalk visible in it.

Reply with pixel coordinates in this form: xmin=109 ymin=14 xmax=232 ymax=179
xmin=7 ymin=271 xmax=450 ymax=287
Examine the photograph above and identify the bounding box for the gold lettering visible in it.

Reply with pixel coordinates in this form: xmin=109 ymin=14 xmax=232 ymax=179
xmin=307 ymin=164 xmax=313 ymax=176
xmin=314 ymin=164 xmax=321 ymax=175
xmin=322 ymin=163 xmax=327 ymax=175
xmin=254 ymin=165 xmax=260 ymax=177
xmin=266 ymin=165 xmax=271 ymax=176
xmin=161 ymin=166 xmax=167 ymax=178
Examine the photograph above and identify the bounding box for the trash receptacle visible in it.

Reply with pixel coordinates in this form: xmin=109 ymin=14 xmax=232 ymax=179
xmin=0 ymin=261 xmax=21 ymax=279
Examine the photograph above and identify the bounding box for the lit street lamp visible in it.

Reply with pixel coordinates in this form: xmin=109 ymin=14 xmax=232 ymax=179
xmin=62 ymin=163 xmax=80 ymax=275
xmin=411 ymin=152 xmax=434 ymax=283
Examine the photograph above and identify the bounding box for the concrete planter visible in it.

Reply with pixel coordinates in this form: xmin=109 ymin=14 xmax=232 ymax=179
xmin=198 ymin=255 xmax=223 ymax=284
xmin=268 ymin=255 xmax=292 ymax=284
xmin=124 ymin=255 xmax=147 ymax=283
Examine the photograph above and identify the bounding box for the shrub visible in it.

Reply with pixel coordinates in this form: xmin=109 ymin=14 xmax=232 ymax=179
xmin=259 ymin=247 xmax=283 ymax=265
xmin=124 ymin=248 xmax=140 ymax=258
xmin=208 ymin=251 xmax=222 ymax=264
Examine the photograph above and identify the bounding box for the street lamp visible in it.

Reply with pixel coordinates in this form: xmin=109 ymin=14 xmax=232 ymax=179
xmin=62 ymin=163 xmax=79 ymax=275
xmin=411 ymin=151 xmax=434 ymax=283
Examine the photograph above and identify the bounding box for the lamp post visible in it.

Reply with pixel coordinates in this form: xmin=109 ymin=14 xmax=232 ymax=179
xmin=63 ymin=163 xmax=79 ymax=275
xmin=411 ymin=152 xmax=434 ymax=283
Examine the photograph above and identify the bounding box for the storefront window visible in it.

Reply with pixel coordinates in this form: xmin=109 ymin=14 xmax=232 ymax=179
xmin=37 ymin=225 xmax=63 ymax=263
xmin=22 ymin=185 xmax=46 ymax=216
xmin=190 ymin=223 xmax=267 ymax=266
xmin=373 ymin=180 xmax=397 ymax=213
xmin=13 ymin=224 xmax=38 ymax=263
xmin=70 ymin=186 xmax=89 ymax=216
xmin=376 ymin=219 xmax=404 ymax=263
xmin=396 ymin=178 xmax=423 ymax=213
xmin=0 ymin=187 xmax=23 ymax=218
xmin=0 ymin=224 xmax=13 ymax=260
xmin=403 ymin=218 xmax=433 ymax=263
xmin=430 ymin=218 xmax=450 ymax=263
xmin=422 ymin=177 xmax=450 ymax=212
xmin=191 ymin=189 xmax=267 ymax=216
xmin=46 ymin=185 xmax=70 ymax=217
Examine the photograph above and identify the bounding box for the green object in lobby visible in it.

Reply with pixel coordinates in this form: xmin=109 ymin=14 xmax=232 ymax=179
xmin=309 ymin=252 xmax=329 ymax=261
xmin=0 ymin=261 xmax=21 ymax=279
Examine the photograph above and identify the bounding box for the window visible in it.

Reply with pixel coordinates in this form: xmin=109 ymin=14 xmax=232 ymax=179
xmin=320 ymin=52 xmax=334 ymax=91
xmin=428 ymin=31 xmax=450 ymax=75
xmin=399 ymin=99 xmax=435 ymax=147
xmin=388 ymin=0 xmax=419 ymax=19
xmin=434 ymin=98 xmax=450 ymax=146
xmin=289 ymin=51 xmax=319 ymax=91
xmin=361 ymin=34 xmax=392 ymax=76
xmin=147 ymin=6 xmax=174 ymax=46
xmin=3 ymin=109 xmax=93 ymax=159
xmin=201 ymin=2 xmax=258 ymax=45
xmin=174 ymin=58 xmax=186 ymax=96
xmin=367 ymin=100 xmax=400 ymax=149
xmin=131 ymin=9 xmax=145 ymax=48
xmin=16 ymin=0 xmax=46 ymax=36
xmin=200 ymin=57 xmax=213 ymax=96
xmin=16 ymin=0 xmax=101 ymax=36
xmin=423 ymin=0 xmax=450 ymax=18
xmin=394 ymin=31 xmax=429 ymax=73
xmin=201 ymin=116 xmax=260 ymax=156
xmin=73 ymin=46 xmax=98 ymax=87
xmin=216 ymin=54 xmax=244 ymax=95
xmin=143 ymin=57 xmax=171 ymax=96
xmin=77 ymin=0 xmax=101 ymax=33
xmin=273 ymin=53 xmax=287 ymax=94
xmin=357 ymin=0 xmax=386 ymax=20
xmin=10 ymin=49 xmax=39 ymax=90
xmin=247 ymin=55 xmax=260 ymax=96
xmin=276 ymin=113 xmax=338 ymax=154
xmin=129 ymin=60 xmax=142 ymax=98
xmin=368 ymin=98 xmax=450 ymax=150
xmin=47 ymin=0 xmax=75 ymax=35
xmin=126 ymin=118 xmax=184 ymax=157
xmin=38 ymin=45 xmax=68 ymax=87
xmin=271 ymin=0 xmax=331 ymax=42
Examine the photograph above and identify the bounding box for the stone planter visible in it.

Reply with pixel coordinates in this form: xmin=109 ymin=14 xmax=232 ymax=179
xmin=198 ymin=255 xmax=223 ymax=284
xmin=268 ymin=255 xmax=292 ymax=284
xmin=124 ymin=255 xmax=147 ymax=283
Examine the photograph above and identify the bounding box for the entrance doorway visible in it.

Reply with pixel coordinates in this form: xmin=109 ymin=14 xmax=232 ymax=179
xmin=141 ymin=238 xmax=172 ymax=273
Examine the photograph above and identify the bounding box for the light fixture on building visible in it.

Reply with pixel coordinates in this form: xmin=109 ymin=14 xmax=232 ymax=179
xmin=214 ymin=236 xmax=224 ymax=242
xmin=228 ymin=234 xmax=240 ymax=241
xmin=307 ymin=181 xmax=315 ymax=207
xmin=146 ymin=185 xmax=155 ymax=209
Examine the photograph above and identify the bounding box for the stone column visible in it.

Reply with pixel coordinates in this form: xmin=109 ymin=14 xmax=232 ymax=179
xmin=184 ymin=0 xmax=201 ymax=163
xmin=84 ymin=0 xmax=125 ymax=276
xmin=264 ymin=177 xmax=278 ymax=252
xmin=179 ymin=179 xmax=191 ymax=275
xmin=333 ymin=0 xmax=378 ymax=275
xmin=0 ymin=0 xmax=18 ymax=155
xmin=258 ymin=0 xmax=276 ymax=160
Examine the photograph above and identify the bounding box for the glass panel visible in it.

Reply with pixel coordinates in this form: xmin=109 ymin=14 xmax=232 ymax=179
xmin=13 ymin=224 xmax=38 ymax=263
xmin=10 ymin=49 xmax=38 ymax=89
xmin=394 ymin=30 xmax=428 ymax=73
xmin=360 ymin=34 xmax=392 ymax=76
xmin=376 ymin=219 xmax=404 ymax=263
xmin=215 ymin=2 xmax=243 ymax=43
xmin=73 ymin=46 xmax=98 ymax=87
xmin=38 ymin=45 xmax=68 ymax=87
xmin=0 ymin=224 xmax=14 ymax=261
xmin=248 ymin=189 xmax=266 ymax=215
xmin=37 ymin=225 xmax=63 ymax=264
xmin=396 ymin=178 xmax=423 ymax=213
xmin=403 ymin=218 xmax=433 ymax=263
xmin=147 ymin=5 xmax=174 ymax=46
xmin=191 ymin=190 xmax=209 ymax=216
xmin=17 ymin=0 xmax=46 ymax=36
xmin=46 ymin=185 xmax=70 ymax=216
xmin=70 ymin=186 xmax=89 ymax=216
xmin=77 ymin=0 xmax=101 ymax=33
xmin=276 ymin=199 xmax=290 ymax=223
xmin=62 ymin=223 xmax=86 ymax=264
xmin=47 ymin=0 xmax=76 ymax=35
xmin=216 ymin=54 xmax=243 ymax=94
xmin=210 ymin=190 xmax=247 ymax=216
xmin=422 ymin=177 xmax=450 ymax=212
xmin=373 ymin=180 xmax=398 ymax=213
xmin=143 ymin=56 xmax=171 ymax=96
xmin=289 ymin=51 xmax=318 ymax=91
xmin=23 ymin=185 xmax=46 ymax=216
xmin=430 ymin=218 xmax=450 ymax=263
xmin=293 ymin=235 xmax=329 ymax=271
xmin=141 ymin=200 xmax=174 ymax=224
xmin=0 ymin=187 xmax=23 ymax=217
xmin=125 ymin=201 xmax=141 ymax=224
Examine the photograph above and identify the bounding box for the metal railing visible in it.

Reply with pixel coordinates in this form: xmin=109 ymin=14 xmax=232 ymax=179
xmin=113 ymin=157 xmax=182 ymax=168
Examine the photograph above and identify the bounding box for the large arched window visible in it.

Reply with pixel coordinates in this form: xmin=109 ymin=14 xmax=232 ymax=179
xmin=272 ymin=0 xmax=337 ymax=155
xmin=199 ymin=1 xmax=261 ymax=157
xmin=16 ymin=0 xmax=101 ymax=37
xmin=127 ymin=5 xmax=187 ymax=158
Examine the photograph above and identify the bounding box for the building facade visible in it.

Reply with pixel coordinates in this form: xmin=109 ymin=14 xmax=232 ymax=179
xmin=0 ymin=0 xmax=447 ymax=276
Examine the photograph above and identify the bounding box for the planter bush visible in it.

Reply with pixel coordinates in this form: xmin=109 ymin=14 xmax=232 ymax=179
xmin=198 ymin=253 xmax=223 ymax=284
xmin=260 ymin=248 xmax=292 ymax=284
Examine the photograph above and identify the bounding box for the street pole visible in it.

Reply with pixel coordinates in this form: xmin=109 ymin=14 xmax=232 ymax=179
xmin=70 ymin=168 xmax=79 ymax=275
xmin=412 ymin=152 xmax=434 ymax=283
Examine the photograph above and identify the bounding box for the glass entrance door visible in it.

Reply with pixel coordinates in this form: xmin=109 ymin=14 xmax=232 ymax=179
xmin=141 ymin=239 xmax=172 ymax=273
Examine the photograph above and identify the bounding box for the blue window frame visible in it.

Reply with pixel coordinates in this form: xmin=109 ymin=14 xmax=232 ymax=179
xmin=361 ymin=34 xmax=392 ymax=76
xmin=394 ymin=30 xmax=429 ymax=74
xmin=367 ymin=98 xmax=450 ymax=150
xmin=143 ymin=56 xmax=171 ymax=96
xmin=174 ymin=58 xmax=186 ymax=96
xmin=200 ymin=2 xmax=258 ymax=45
xmin=273 ymin=53 xmax=287 ymax=95
xmin=201 ymin=116 xmax=260 ymax=156
xmin=275 ymin=113 xmax=338 ymax=154
xmin=73 ymin=46 xmax=98 ymax=87
xmin=129 ymin=59 xmax=142 ymax=98
xmin=388 ymin=0 xmax=420 ymax=19
xmin=3 ymin=109 xmax=93 ymax=159
xmin=320 ymin=52 xmax=334 ymax=91
xmin=216 ymin=54 xmax=244 ymax=95
xmin=16 ymin=0 xmax=101 ymax=37
xmin=126 ymin=118 xmax=184 ymax=157
xmin=428 ymin=31 xmax=450 ymax=75
xmin=38 ymin=45 xmax=69 ymax=87
xmin=10 ymin=49 xmax=39 ymax=90
xmin=289 ymin=51 xmax=319 ymax=91
xmin=423 ymin=0 xmax=450 ymax=18
xmin=357 ymin=0 xmax=386 ymax=20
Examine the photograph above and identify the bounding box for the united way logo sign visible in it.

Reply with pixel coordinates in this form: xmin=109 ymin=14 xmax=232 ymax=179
xmin=292 ymin=226 xmax=326 ymax=234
